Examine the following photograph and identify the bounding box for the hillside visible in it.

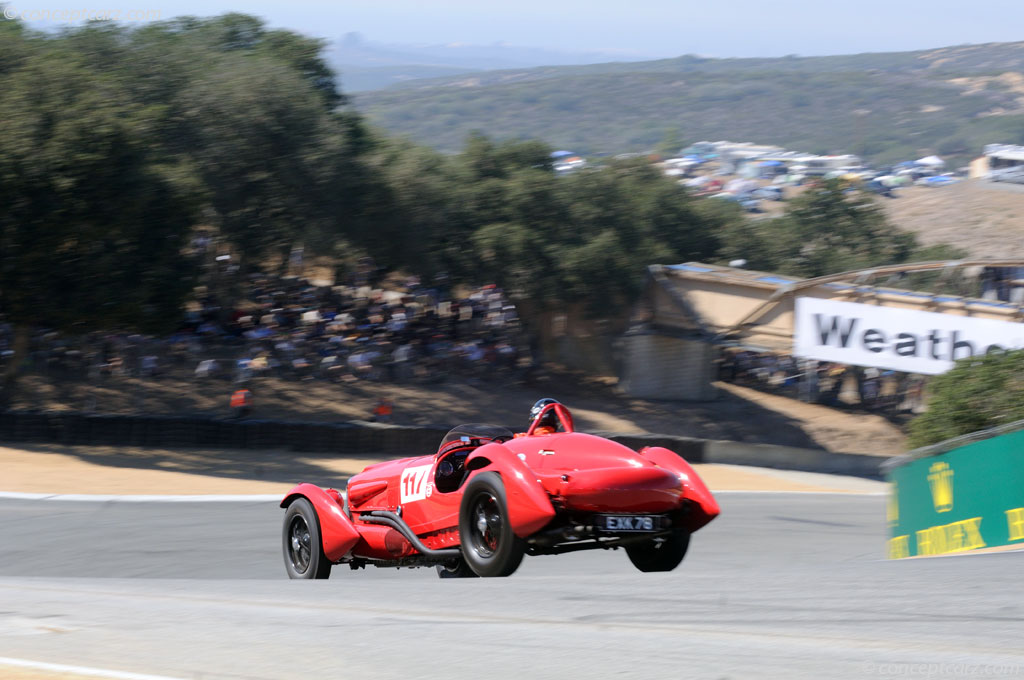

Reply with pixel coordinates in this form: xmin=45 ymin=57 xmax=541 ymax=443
xmin=353 ymin=41 xmax=1024 ymax=163
xmin=881 ymin=178 xmax=1024 ymax=258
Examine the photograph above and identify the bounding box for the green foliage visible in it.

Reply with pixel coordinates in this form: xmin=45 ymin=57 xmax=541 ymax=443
xmin=358 ymin=139 xmax=727 ymax=318
xmin=909 ymin=242 xmax=971 ymax=261
xmin=657 ymin=128 xmax=685 ymax=155
xmin=0 ymin=12 xmax=359 ymax=336
xmin=907 ymin=350 xmax=1024 ymax=448
xmin=0 ymin=25 xmax=194 ymax=334
xmin=716 ymin=181 xmax=915 ymax=278
xmin=176 ymin=52 xmax=352 ymax=262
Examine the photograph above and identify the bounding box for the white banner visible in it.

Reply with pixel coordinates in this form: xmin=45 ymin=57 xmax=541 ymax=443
xmin=793 ymin=297 xmax=1024 ymax=375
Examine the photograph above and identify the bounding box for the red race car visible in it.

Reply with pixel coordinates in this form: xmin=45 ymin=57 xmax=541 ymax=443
xmin=280 ymin=399 xmax=719 ymax=578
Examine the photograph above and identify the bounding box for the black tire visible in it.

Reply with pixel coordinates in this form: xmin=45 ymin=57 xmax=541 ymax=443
xmin=625 ymin=531 xmax=690 ymax=573
xmin=436 ymin=557 xmax=480 ymax=579
xmin=458 ymin=472 xmax=526 ymax=577
xmin=283 ymin=498 xmax=332 ymax=579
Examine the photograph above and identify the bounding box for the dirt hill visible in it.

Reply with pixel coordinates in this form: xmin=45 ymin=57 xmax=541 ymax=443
xmin=882 ymin=178 xmax=1024 ymax=258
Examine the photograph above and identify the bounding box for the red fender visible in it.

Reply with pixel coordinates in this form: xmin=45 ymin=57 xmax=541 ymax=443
xmin=640 ymin=447 xmax=720 ymax=532
xmin=281 ymin=483 xmax=361 ymax=562
xmin=465 ymin=442 xmax=556 ymax=537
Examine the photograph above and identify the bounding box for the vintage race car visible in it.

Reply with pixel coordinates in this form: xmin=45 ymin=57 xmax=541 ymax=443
xmin=280 ymin=401 xmax=719 ymax=578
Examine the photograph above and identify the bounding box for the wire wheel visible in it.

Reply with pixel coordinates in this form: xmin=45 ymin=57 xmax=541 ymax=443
xmin=467 ymin=492 xmax=502 ymax=558
xmin=458 ymin=472 xmax=525 ymax=577
xmin=281 ymin=498 xmax=331 ymax=579
xmin=287 ymin=514 xmax=312 ymax=574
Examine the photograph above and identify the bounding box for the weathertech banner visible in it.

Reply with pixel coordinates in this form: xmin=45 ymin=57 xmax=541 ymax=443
xmin=794 ymin=297 xmax=1024 ymax=375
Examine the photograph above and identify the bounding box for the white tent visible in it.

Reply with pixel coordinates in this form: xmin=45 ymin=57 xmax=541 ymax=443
xmin=915 ymin=155 xmax=945 ymax=167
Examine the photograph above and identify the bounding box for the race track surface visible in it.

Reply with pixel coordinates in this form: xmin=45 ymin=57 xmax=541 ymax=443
xmin=1 ymin=494 xmax=1022 ymax=679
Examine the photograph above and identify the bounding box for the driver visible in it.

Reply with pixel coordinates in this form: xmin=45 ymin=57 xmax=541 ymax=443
xmin=524 ymin=397 xmax=561 ymax=436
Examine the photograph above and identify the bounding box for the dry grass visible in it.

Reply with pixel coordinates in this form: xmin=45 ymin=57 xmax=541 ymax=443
xmin=883 ymin=178 xmax=1024 ymax=258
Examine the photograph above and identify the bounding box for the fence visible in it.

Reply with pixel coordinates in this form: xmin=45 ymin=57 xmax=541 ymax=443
xmin=0 ymin=411 xmax=449 ymax=454
xmin=0 ymin=410 xmax=884 ymax=479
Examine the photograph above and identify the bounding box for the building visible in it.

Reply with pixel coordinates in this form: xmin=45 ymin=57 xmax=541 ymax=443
xmin=984 ymin=143 xmax=1024 ymax=170
xmin=970 ymin=143 xmax=1024 ymax=178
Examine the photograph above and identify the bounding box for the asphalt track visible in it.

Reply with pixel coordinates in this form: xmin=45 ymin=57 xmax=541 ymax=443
xmin=1 ymin=493 xmax=1022 ymax=680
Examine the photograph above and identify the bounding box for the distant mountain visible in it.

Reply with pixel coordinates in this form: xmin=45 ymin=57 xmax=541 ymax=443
xmin=331 ymin=32 xmax=657 ymax=92
xmin=352 ymin=41 xmax=1024 ymax=163
xmin=337 ymin=65 xmax=483 ymax=94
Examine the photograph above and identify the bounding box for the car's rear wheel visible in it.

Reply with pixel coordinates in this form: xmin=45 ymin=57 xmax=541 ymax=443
xmin=283 ymin=498 xmax=332 ymax=579
xmin=625 ymin=530 xmax=690 ymax=572
xmin=459 ymin=472 xmax=525 ymax=577
xmin=435 ymin=557 xmax=479 ymax=579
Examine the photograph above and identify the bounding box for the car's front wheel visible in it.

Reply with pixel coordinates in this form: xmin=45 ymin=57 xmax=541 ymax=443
xmin=283 ymin=498 xmax=332 ymax=579
xmin=458 ymin=472 xmax=525 ymax=577
xmin=625 ymin=530 xmax=690 ymax=572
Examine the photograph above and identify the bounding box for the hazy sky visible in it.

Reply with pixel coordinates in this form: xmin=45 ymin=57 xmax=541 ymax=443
xmin=8 ymin=0 xmax=1024 ymax=58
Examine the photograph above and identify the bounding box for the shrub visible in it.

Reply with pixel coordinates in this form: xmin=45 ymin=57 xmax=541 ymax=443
xmin=907 ymin=350 xmax=1024 ymax=448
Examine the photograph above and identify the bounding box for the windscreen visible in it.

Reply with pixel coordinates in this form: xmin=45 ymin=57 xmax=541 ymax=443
xmin=440 ymin=424 xmax=514 ymax=447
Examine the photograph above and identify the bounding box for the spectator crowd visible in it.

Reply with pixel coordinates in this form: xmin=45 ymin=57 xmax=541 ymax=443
xmin=0 ymin=272 xmax=531 ymax=396
xmin=717 ymin=349 xmax=926 ymax=414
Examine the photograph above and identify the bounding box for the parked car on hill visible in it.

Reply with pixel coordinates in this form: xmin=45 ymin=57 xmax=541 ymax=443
xmin=752 ymin=186 xmax=784 ymax=201
xmin=990 ymin=167 xmax=1024 ymax=184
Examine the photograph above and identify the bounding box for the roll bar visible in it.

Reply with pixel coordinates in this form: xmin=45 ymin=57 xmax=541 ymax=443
xmin=526 ymin=402 xmax=574 ymax=435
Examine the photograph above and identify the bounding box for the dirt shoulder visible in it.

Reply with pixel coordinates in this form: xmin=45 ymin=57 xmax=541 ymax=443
xmin=0 ymin=443 xmax=376 ymax=496
xmin=0 ymin=443 xmax=882 ymax=496
xmin=713 ymin=383 xmax=904 ymax=456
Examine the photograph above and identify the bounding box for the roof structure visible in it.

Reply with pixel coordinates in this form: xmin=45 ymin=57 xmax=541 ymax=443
xmin=984 ymin=144 xmax=1024 ymax=162
xmin=642 ymin=261 xmax=1024 ymax=352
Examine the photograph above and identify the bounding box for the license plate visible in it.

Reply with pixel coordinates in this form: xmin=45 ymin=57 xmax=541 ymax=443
xmin=596 ymin=514 xmax=663 ymax=532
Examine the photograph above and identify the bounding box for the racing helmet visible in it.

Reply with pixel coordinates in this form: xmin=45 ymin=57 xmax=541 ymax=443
xmin=529 ymin=397 xmax=561 ymax=430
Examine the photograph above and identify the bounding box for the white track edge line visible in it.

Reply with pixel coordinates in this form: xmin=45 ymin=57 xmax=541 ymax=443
xmin=0 ymin=489 xmax=885 ymax=501
xmin=0 ymin=655 xmax=186 ymax=680
xmin=712 ymin=491 xmax=888 ymax=497
xmin=0 ymin=492 xmax=281 ymax=502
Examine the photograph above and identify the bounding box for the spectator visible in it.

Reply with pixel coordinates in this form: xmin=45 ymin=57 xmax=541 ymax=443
xmin=195 ymin=359 xmax=219 ymax=379
xmin=230 ymin=387 xmax=252 ymax=419
xmin=371 ymin=397 xmax=393 ymax=423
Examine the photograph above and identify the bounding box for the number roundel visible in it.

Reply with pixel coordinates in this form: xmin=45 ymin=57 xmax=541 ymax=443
xmin=400 ymin=464 xmax=432 ymax=503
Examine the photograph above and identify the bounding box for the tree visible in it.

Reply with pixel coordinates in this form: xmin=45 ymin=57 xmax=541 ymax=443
xmin=0 ymin=44 xmax=196 ymax=398
xmin=657 ymin=127 xmax=685 ymax=156
xmin=0 ymin=12 xmax=394 ymax=402
xmin=444 ymin=151 xmax=726 ymax=320
xmin=176 ymin=53 xmax=351 ymax=266
xmin=719 ymin=180 xmax=916 ymax=277
xmin=907 ymin=350 xmax=1024 ymax=448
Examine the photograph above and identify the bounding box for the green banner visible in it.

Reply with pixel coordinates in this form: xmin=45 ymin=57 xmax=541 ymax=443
xmin=886 ymin=429 xmax=1024 ymax=558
